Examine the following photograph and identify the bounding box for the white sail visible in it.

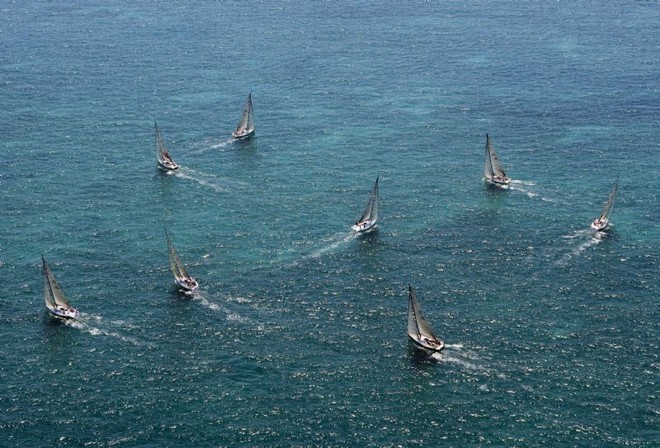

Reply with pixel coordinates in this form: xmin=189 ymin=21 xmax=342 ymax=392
xmin=484 ymin=134 xmax=507 ymax=179
xmin=233 ymin=93 xmax=255 ymax=138
xmin=358 ymin=176 xmax=379 ymax=223
xmin=407 ymin=285 xmax=438 ymax=342
xmin=42 ymin=256 xmax=74 ymax=311
xmin=155 ymin=121 xmax=178 ymax=170
xmin=166 ymin=232 xmax=189 ymax=280
xmin=43 ymin=261 xmax=57 ymax=311
xmin=598 ymin=177 xmax=618 ymax=222
xmin=484 ymin=134 xmax=495 ymax=179
xmin=165 ymin=231 xmax=198 ymax=291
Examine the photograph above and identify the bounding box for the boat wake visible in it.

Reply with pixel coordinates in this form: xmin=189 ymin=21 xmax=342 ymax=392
xmin=265 ymin=231 xmax=357 ymax=271
xmin=190 ymin=138 xmax=235 ymax=155
xmin=510 ymin=179 xmax=535 ymax=187
xmin=556 ymin=228 xmax=604 ymax=265
xmin=508 ymin=180 xmax=538 ymax=199
xmin=174 ymin=167 xmax=247 ymax=192
xmin=429 ymin=344 xmax=490 ymax=372
xmin=192 ymin=291 xmax=250 ymax=323
xmin=64 ymin=314 xmax=143 ymax=345
xmin=508 ymin=180 xmax=559 ymax=202
xmin=305 ymin=232 xmax=357 ymax=260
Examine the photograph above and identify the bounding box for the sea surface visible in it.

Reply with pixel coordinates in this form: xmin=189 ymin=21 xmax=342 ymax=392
xmin=1 ymin=1 xmax=658 ymax=447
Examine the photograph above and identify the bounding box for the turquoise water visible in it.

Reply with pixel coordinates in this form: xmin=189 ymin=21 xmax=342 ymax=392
xmin=1 ymin=1 xmax=658 ymax=446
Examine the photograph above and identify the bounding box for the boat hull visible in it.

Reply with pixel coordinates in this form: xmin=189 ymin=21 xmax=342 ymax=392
xmin=352 ymin=220 xmax=377 ymax=234
xmin=485 ymin=176 xmax=511 ymax=188
xmin=408 ymin=335 xmax=444 ymax=352
xmin=175 ymin=278 xmax=198 ymax=292
xmin=48 ymin=307 xmax=78 ymax=319
xmin=590 ymin=219 xmax=609 ymax=231
xmin=158 ymin=160 xmax=178 ymax=171
xmin=232 ymin=129 xmax=255 ymax=140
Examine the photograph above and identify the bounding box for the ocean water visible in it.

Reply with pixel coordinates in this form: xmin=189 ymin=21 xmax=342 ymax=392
xmin=1 ymin=1 xmax=658 ymax=446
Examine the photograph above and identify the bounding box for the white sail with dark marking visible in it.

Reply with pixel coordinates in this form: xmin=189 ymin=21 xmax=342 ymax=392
xmin=407 ymin=284 xmax=444 ymax=351
xmin=352 ymin=176 xmax=379 ymax=233
xmin=232 ymin=93 xmax=255 ymax=139
xmin=155 ymin=121 xmax=178 ymax=170
xmin=591 ymin=176 xmax=618 ymax=231
xmin=484 ymin=134 xmax=510 ymax=185
xmin=42 ymin=256 xmax=78 ymax=319
xmin=166 ymin=231 xmax=198 ymax=292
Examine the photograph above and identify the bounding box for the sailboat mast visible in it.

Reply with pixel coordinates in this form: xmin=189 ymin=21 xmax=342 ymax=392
xmin=600 ymin=176 xmax=619 ymax=221
xmin=42 ymin=257 xmax=71 ymax=308
xmin=484 ymin=134 xmax=494 ymax=178
xmin=166 ymin=231 xmax=189 ymax=279
xmin=408 ymin=285 xmax=423 ymax=336
xmin=43 ymin=258 xmax=56 ymax=309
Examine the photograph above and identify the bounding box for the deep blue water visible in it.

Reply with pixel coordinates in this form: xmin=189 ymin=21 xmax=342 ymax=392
xmin=1 ymin=1 xmax=658 ymax=447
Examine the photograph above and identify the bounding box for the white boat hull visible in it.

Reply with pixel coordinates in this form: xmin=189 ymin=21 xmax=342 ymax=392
xmin=157 ymin=159 xmax=179 ymax=171
xmin=590 ymin=219 xmax=609 ymax=231
xmin=409 ymin=335 xmax=444 ymax=352
xmin=158 ymin=160 xmax=178 ymax=171
xmin=232 ymin=129 xmax=255 ymax=140
xmin=352 ymin=220 xmax=377 ymax=234
xmin=48 ymin=307 xmax=78 ymax=319
xmin=485 ymin=176 xmax=511 ymax=187
xmin=175 ymin=277 xmax=198 ymax=292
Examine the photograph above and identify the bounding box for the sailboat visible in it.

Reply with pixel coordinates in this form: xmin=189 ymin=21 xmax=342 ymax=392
xmin=155 ymin=121 xmax=179 ymax=171
xmin=166 ymin=231 xmax=199 ymax=292
xmin=232 ymin=93 xmax=255 ymax=139
xmin=352 ymin=176 xmax=379 ymax=233
xmin=42 ymin=256 xmax=79 ymax=319
xmin=590 ymin=176 xmax=618 ymax=231
xmin=407 ymin=284 xmax=444 ymax=351
xmin=483 ymin=134 xmax=511 ymax=186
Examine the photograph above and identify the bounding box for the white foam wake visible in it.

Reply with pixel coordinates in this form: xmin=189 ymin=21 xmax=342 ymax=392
xmin=556 ymin=229 xmax=604 ymax=265
xmin=429 ymin=344 xmax=490 ymax=372
xmin=510 ymin=179 xmax=535 ymax=187
xmin=65 ymin=314 xmax=142 ymax=345
xmin=192 ymin=291 xmax=250 ymax=323
xmin=190 ymin=138 xmax=235 ymax=155
xmin=306 ymin=232 xmax=357 ymax=259
xmin=173 ymin=168 xmax=228 ymax=192
xmin=508 ymin=180 xmax=538 ymax=198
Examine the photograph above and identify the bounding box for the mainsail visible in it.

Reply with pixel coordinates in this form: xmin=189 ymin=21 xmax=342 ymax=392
xmin=155 ymin=121 xmax=177 ymax=169
xmin=598 ymin=176 xmax=618 ymax=222
xmin=484 ymin=134 xmax=507 ymax=179
xmin=234 ymin=93 xmax=255 ymax=137
xmin=357 ymin=176 xmax=379 ymax=224
xmin=42 ymin=256 xmax=72 ymax=311
xmin=407 ymin=285 xmax=439 ymax=342
xmin=166 ymin=231 xmax=191 ymax=281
